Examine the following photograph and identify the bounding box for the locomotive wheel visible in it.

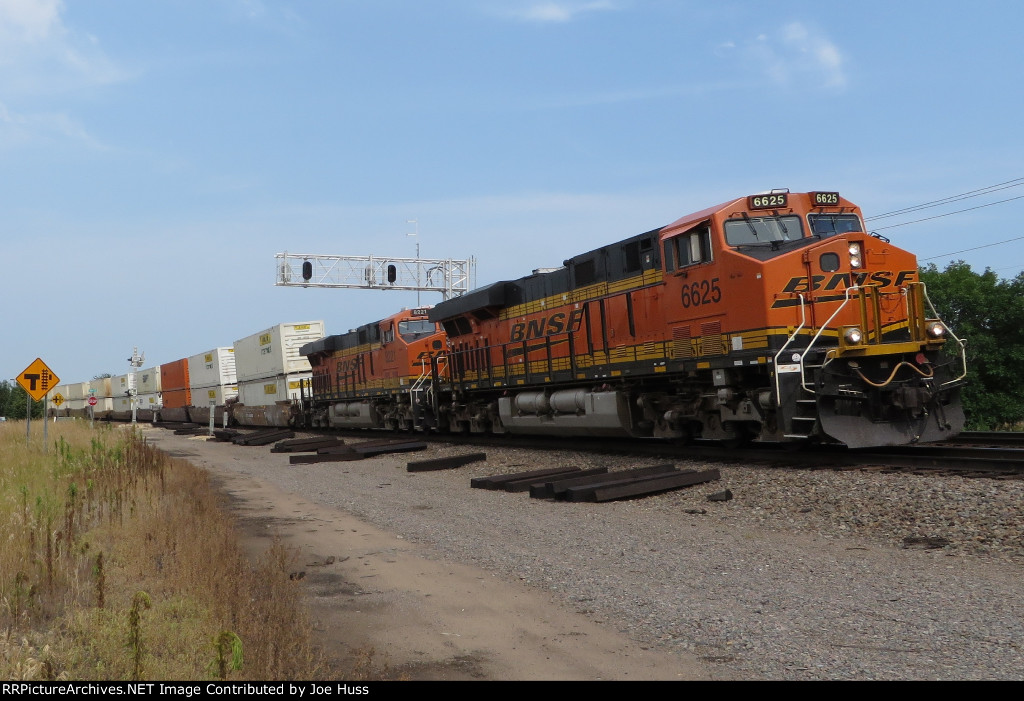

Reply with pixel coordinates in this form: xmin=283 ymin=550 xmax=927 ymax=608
xmin=721 ymin=421 xmax=756 ymax=449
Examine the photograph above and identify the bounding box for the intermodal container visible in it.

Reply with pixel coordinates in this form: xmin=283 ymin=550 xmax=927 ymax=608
xmin=160 ymin=359 xmax=191 ymax=409
xmin=137 ymin=392 xmax=163 ymax=413
xmin=188 ymin=347 xmax=237 ymax=389
xmin=234 ymin=321 xmax=324 ymax=383
xmin=162 ymin=388 xmax=191 ymax=410
xmin=161 ymin=359 xmax=190 ymax=391
xmin=67 ymin=382 xmax=91 ymax=400
xmin=92 ymin=377 xmax=112 ymax=398
xmin=111 ymin=374 xmax=136 ymax=398
xmin=137 ymin=367 xmax=162 ymax=394
xmin=192 ymin=384 xmax=239 ymax=406
xmin=237 ymin=373 xmax=312 ymax=407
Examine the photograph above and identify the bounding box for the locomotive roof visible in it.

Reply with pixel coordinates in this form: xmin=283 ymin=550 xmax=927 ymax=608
xmin=301 ymin=308 xmax=429 ymax=357
xmin=430 ymin=224 xmax=662 ymax=323
xmin=660 ymin=196 xmax=743 ymax=235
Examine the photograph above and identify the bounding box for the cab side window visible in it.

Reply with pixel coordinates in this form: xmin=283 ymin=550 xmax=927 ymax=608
xmin=663 ymin=224 xmax=712 ymax=272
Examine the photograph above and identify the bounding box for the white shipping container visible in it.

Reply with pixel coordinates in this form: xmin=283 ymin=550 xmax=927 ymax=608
xmin=92 ymin=377 xmax=113 ymax=398
xmin=138 ymin=392 xmax=163 ymax=410
xmin=112 ymin=395 xmax=133 ymax=412
xmin=193 ymin=384 xmax=239 ymax=406
xmin=234 ymin=321 xmax=324 ymax=382
xmin=67 ymin=382 xmax=92 ymax=400
xmin=238 ymin=373 xmax=312 ymax=407
xmin=188 ymin=347 xmax=237 ymax=389
xmin=111 ymin=374 xmax=137 ymax=397
xmin=137 ymin=367 xmax=162 ymax=394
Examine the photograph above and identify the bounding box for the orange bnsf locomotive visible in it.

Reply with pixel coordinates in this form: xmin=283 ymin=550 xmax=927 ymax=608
xmin=300 ymin=308 xmax=447 ymax=430
xmin=420 ymin=189 xmax=966 ymax=448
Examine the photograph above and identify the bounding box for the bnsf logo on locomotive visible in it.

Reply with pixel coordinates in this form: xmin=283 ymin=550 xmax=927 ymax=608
xmin=770 ymin=270 xmax=918 ymax=308
xmin=509 ymin=310 xmax=585 ymax=342
xmin=779 ymin=270 xmax=916 ymax=295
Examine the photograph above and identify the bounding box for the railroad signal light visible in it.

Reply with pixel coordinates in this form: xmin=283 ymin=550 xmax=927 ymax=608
xmin=387 ymin=264 xmax=397 ymax=284
xmin=302 ymin=260 xmax=313 ymax=281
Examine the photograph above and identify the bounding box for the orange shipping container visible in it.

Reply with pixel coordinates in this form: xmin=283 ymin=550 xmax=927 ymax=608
xmin=160 ymin=359 xmax=191 ymax=409
xmin=162 ymin=388 xmax=191 ymax=410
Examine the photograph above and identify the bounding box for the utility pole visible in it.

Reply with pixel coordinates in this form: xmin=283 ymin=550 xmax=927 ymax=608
xmin=407 ymin=219 xmax=420 ymax=306
xmin=128 ymin=347 xmax=144 ymax=425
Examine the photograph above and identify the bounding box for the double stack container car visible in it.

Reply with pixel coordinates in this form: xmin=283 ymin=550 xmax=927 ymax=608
xmin=232 ymin=321 xmax=325 ymax=427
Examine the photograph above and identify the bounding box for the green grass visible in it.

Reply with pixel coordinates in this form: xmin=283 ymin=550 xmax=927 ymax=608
xmin=0 ymin=421 xmax=331 ymax=680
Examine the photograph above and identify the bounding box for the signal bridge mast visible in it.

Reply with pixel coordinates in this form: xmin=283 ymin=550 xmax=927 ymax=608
xmin=274 ymin=252 xmax=476 ymax=301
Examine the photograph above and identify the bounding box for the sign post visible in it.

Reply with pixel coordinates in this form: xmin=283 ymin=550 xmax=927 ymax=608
xmin=89 ymin=395 xmax=97 ymax=428
xmin=17 ymin=358 xmax=60 ymax=449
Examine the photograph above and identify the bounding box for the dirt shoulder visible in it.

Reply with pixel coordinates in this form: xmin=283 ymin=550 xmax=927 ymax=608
xmin=143 ymin=428 xmax=712 ymax=681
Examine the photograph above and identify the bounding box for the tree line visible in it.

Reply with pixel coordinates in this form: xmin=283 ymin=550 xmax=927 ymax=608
xmin=0 ymin=380 xmax=45 ymax=421
xmin=3 ymin=262 xmax=1021 ymax=430
xmin=920 ymin=261 xmax=1024 ymax=430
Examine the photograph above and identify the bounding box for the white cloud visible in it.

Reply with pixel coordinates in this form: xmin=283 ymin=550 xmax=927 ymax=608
xmin=729 ymin=21 xmax=847 ymax=90
xmin=0 ymin=0 xmax=130 ymax=94
xmin=0 ymin=99 xmax=105 ymax=150
xmin=502 ymin=1 xmax=617 ymax=23
xmin=780 ymin=22 xmax=845 ymax=88
xmin=0 ymin=0 xmax=62 ymax=43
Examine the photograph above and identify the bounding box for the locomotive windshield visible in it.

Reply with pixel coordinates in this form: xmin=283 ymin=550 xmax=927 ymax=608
xmin=399 ymin=319 xmax=437 ymax=342
xmin=724 ymin=215 xmax=804 ymax=246
xmin=808 ymin=213 xmax=864 ymax=237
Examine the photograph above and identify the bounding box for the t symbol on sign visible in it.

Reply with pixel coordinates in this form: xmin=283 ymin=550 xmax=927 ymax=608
xmin=22 ymin=373 xmax=40 ymax=390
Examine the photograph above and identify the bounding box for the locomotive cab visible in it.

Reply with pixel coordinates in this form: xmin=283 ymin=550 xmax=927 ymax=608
xmin=301 ymin=308 xmax=447 ymax=431
xmin=656 ymin=190 xmax=966 ymax=447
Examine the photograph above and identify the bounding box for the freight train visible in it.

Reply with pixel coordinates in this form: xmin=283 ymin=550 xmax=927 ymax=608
xmin=52 ymin=189 xmax=966 ymax=449
xmin=297 ymin=189 xmax=967 ymax=448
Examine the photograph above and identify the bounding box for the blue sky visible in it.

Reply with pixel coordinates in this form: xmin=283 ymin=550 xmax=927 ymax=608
xmin=3 ymin=0 xmax=1023 ymax=386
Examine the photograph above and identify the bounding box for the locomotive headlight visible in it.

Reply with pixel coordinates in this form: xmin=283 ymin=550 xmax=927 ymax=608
xmin=843 ymin=326 xmax=864 ymax=345
xmin=848 ymin=242 xmax=863 ymax=269
xmin=925 ymin=321 xmax=946 ymax=339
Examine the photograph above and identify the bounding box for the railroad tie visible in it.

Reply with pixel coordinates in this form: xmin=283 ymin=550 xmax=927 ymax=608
xmin=407 ymin=453 xmax=487 ymax=472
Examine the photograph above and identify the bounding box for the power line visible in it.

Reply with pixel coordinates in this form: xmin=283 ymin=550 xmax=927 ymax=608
xmin=868 ymin=193 xmax=1024 ymax=231
xmin=866 ymin=178 xmax=1024 ymax=274
xmin=865 ymin=177 xmax=1024 ymax=222
xmin=919 ymin=235 xmax=1024 ymax=261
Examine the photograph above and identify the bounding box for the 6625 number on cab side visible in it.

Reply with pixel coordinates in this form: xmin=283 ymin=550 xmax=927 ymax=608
xmin=681 ymin=277 xmax=722 ymax=308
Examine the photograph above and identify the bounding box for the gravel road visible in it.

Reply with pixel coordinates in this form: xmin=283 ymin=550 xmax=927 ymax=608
xmin=146 ymin=427 xmax=1024 ymax=681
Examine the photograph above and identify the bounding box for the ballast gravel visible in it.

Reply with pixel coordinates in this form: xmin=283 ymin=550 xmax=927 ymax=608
xmin=152 ymin=429 xmax=1024 ymax=681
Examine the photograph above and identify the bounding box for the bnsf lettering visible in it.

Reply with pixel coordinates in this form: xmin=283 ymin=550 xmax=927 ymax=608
xmin=337 ymin=356 xmax=361 ymax=373
xmin=781 ymin=270 xmax=916 ymax=294
xmin=509 ymin=309 xmax=584 ymax=342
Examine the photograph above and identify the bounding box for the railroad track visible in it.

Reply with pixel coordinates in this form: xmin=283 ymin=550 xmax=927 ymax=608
xmin=425 ymin=429 xmax=1024 ymax=479
xmin=152 ymin=421 xmax=1024 ymax=479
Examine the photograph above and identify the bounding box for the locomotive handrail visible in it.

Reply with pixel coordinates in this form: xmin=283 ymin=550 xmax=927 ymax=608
xmin=799 ymin=285 xmax=864 ymax=394
xmin=916 ymin=282 xmax=968 ymax=386
xmin=410 ymin=354 xmax=449 ymax=430
xmin=773 ymin=293 xmax=806 ymax=406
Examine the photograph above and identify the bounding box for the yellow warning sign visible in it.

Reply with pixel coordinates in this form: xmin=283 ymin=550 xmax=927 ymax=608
xmin=52 ymin=393 xmax=65 ymax=406
xmin=17 ymin=358 xmax=61 ymax=402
